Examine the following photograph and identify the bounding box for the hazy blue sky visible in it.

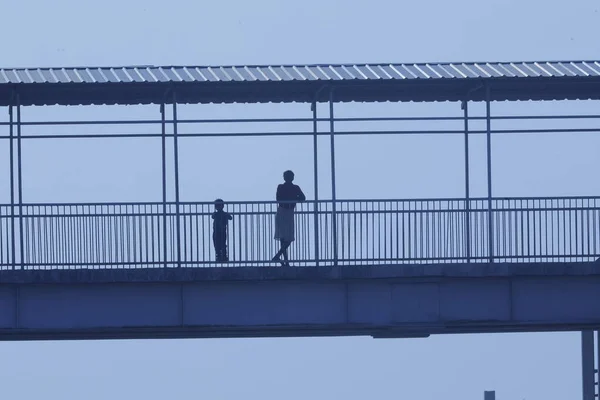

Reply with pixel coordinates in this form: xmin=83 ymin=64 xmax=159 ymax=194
xmin=1 ymin=0 xmax=599 ymax=399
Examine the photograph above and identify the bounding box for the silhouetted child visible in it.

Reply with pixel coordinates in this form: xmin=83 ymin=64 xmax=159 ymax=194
xmin=212 ymin=199 xmax=232 ymax=262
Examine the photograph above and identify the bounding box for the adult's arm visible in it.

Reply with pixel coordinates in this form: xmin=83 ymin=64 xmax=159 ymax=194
xmin=296 ymin=185 xmax=306 ymax=202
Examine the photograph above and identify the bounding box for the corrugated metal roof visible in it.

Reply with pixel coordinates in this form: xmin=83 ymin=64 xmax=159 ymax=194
xmin=1 ymin=61 xmax=600 ymax=106
xmin=1 ymin=61 xmax=600 ymax=84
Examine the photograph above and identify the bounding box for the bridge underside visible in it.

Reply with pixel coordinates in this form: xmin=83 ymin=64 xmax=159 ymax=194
xmin=0 ymin=261 xmax=599 ymax=341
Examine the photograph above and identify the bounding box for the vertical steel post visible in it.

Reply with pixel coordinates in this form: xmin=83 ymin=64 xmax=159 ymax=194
xmin=463 ymin=100 xmax=471 ymax=263
xmin=594 ymin=330 xmax=600 ymax=399
xmin=172 ymin=93 xmax=182 ymax=268
xmin=582 ymin=331 xmax=595 ymax=400
xmin=485 ymin=85 xmax=494 ymax=263
xmin=312 ymin=101 xmax=320 ymax=266
xmin=329 ymin=89 xmax=338 ymax=265
xmin=8 ymin=103 xmax=15 ymax=270
xmin=484 ymin=391 xmax=495 ymax=400
xmin=16 ymin=95 xmax=23 ymax=270
xmin=161 ymin=103 xmax=168 ymax=268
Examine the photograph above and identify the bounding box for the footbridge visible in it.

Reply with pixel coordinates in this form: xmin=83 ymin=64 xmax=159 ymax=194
xmin=1 ymin=60 xmax=600 ymax=344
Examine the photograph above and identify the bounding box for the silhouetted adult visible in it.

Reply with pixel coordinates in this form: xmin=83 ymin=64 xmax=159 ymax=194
xmin=272 ymin=170 xmax=306 ymax=266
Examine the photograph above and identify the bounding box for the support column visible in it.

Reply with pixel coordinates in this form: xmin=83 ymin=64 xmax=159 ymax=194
xmin=160 ymin=103 xmax=168 ymax=268
xmin=582 ymin=331 xmax=595 ymax=400
xmin=484 ymin=391 xmax=495 ymax=400
xmin=462 ymin=100 xmax=471 ymax=263
xmin=8 ymin=103 xmax=15 ymax=270
xmin=329 ymin=89 xmax=338 ymax=265
xmin=597 ymin=331 xmax=600 ymax=399
xmin=16 ymin=95 xmax=23 ymax=270
xmin=485 ymin=85 xmax=494 ymax=263
xmin=172 ymin=93 xmax=182 ymax=268
xmin=312 ymin=101 xmax=320 ymax=266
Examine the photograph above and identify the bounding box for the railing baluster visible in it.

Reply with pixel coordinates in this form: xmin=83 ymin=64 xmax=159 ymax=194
xmin=594 ymin=199 xmax=598 ymax=259
xmin=0 ymin=207 xmax=4 ymax=268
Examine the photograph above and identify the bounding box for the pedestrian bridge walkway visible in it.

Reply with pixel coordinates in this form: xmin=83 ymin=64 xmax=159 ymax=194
xmin=1 ymin=60 xmax=600 ymax=341
xmin=1 ymin=196 xmax=598 ymax=270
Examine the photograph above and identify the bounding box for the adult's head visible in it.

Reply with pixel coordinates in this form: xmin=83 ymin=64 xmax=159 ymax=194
xmin=283 ymin=170 xmax=294 ymax=183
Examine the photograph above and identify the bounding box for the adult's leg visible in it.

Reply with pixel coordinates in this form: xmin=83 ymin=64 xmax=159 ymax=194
xmin=272 ymin=240 xmax=290 ymax=265
xmin=272 ymin=208 xmax=293 ymax=265
xmin=280 ymin=240 xmax=291 ymax=266
xmin=272 ymin=241 xmax=284 ymax=260
xmin=282 ymin=240 xmax=291 ymax=266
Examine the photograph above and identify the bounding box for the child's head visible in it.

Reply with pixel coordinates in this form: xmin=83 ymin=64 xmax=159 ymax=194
xmin=283 ymin=170 xmax=294 ymax=183
xmin=214 ymin=198 xmax=225 ymax=210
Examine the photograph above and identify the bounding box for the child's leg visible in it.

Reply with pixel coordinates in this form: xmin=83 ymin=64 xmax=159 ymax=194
xmin=213 ymin=234 xmax=219 ymax=261
xmin=219 ymin=234 xmax=228 ymax=261
xmin=214 ymin=234 xmax=225 ymax=262
xmin=218 ymin=236 xmax=226 ymax=261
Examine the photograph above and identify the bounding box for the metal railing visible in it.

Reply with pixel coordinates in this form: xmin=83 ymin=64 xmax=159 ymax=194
xmin=1 ymin=197 xmax=599 ymax=269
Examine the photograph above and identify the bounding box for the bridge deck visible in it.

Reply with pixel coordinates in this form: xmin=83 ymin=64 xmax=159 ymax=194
xmin=1 ymin=261 xmax=599 ymax=341
xmin=0 ymin=261 xmax=599 ymax=284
